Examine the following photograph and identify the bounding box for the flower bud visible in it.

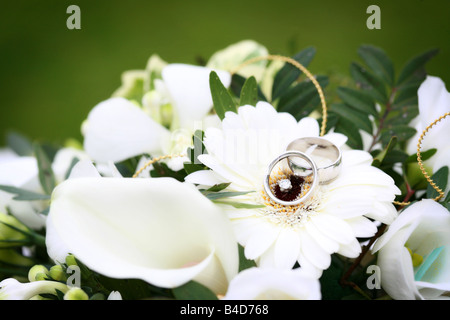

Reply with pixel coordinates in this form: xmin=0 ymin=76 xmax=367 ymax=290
xmin=65 ymin=254 xmax=78 ymax=267
xmin=28 ymin=265 xmax=49 ymax=282
xmin=63 ymin=287 xmax=89 ymax=300
xmin=0 ymin=213 xmax=30 ymax=248
xmin=49 ymin=265 xmax=67 ymax=282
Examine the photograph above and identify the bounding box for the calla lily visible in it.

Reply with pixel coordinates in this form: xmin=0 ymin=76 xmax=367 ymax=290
xmin=372 ymin=199 xmax=450 ymax=300
xmin=0 ymin=278 xmax=69 ymax=300
xmin=406 ymin=76 xmax=450 ymax=192
xmin=83 ymin=64 xmax=231 ymax=167
xmin=46 ymin=177 xmax=239 ymax=295
xmin=222 ymin=267 xmax=321 ymax=300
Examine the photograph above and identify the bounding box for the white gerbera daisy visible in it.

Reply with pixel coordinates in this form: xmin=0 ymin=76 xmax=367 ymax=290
xmin=186 ymin=102 xmax=401 ymax=277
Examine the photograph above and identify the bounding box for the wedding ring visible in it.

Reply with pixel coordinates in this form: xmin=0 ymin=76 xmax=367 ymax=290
xmin=264 ymin=151 xmax=318 ymax=206
xmin=286 ymin=137 xmax=342 ymax=184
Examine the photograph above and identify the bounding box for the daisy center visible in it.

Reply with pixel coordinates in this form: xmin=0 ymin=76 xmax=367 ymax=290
xmin=258 ymin=169 xmax=321 ymax=228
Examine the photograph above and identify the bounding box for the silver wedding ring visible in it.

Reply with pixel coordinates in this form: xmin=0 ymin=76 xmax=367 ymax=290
xmin=286 ymin=137 xmax=342 ymax=184
xmin=263 ymin=151 xmax=318 ymax=206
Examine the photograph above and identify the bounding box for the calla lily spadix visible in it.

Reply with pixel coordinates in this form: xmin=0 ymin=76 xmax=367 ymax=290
xmin=186 ymin=102 xmax=401 ymax=277
xmin=45 ymin=176 xmax=239 ymax=295
xmin=372 ymin=199 xmax=450 ymax=300
xmin=83 ymin=64 xmax=231 ymax=166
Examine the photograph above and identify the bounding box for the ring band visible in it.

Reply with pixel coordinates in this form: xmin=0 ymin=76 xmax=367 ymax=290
xmin=263 ymin=151 xmax=318 ymax=206
xmin=286 ymin=137 xmax=342 ymax=184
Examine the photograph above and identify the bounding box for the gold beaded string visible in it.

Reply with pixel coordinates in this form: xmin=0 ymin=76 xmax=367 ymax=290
xmin=393 ymin=112 xmax=449 ymax=206
xmin=230 ymin=54 xmax=328 ymax=137
xmin=132 ymin=154 xmax=185 ymax=178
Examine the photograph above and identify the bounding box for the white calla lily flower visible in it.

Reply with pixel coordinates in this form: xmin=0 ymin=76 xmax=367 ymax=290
xmin=46 ymin=177 xmax=239 ymax=295
xmin=0 ymin=278 xmax=69 ymax=300
xmin=223 ymin=267 xmax=321 ymax=300
xmin=83 ymin=64 xmax=231 ymax=167
xmin=372 ymin=199 xmax=450 ymax=300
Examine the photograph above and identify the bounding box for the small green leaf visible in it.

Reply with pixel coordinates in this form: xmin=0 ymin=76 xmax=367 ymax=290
xmin=396 ymin=48 xmax=439 ymax=87
xmin=238 ymin=244 xmax=257 ymax=272
xmin=272 ymin=46 xmax=316 ymax=100
xmin=239 ymin=76 xmax=258 ymax=106
xmin=334 ymin=114 xmax=363 ymax=150
xmin=33 ymin=143 xmax=56 ymax=195
xmin=380 ymin=125 xmax=416 ymax=146
xmin=0 ymin=185 xmax=51 ymax=201
xmin=336 ymin=87 xmax=377 ymax=116
xmin=6 ymin=131 xmax=33 ymax=157
xmin=277 ymin=75 xmax=328 ymax=119
xmin=150 ymin=162 xmax=186 ymax=182
xmin=331 ymin=103 xmax=373 ymax=134
xmin=230 ymin=73 xmax=267 ymax=102
xmin=206 ymin=182 xmax=232 ymax=192
xmin=204 ymin=191 xmax=254 ymax=200
xmin=172 ymin=281 xmax=218 ymax=300
xmin=183 ymin=163 xmax=207 ymax=175
xmin=427 ymin=166 xmax=448 ymax=199
xmin=406 ymin=148 xmax=437 ymax=163
xmin=350 ymin=62 xmax=388 ymax=104
xmin=358 ymin=45 xmax=395 ymax=86
xmin=210 ymin=71 xmax=237 ymax=120
xmin=372 ymin=136 xmax=397 ymax=168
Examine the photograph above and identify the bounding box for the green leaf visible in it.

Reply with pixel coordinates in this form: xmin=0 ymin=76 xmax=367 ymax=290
xmin=238 ymin=244 xmax=256 ymax=272
xmin=0 ymin=185 xmax=51 ymax=201
xmin=406 ymin=148 xmax=437 ymax=163
xmin=187 ymin=130 xmax=206 ymax=164
xmin=427 ymin=166 xmax=448 ymax=199
xmin=239 ymin=76 xmax=258 ymax=106
xmin=350 ymin=62 xmax=388 ymax=104
xmin=6 ymin=131 xmax=33 ymax=157
xmin=396 ymin=48 xmax=439 ymax=87
xmin=372 ymin=136 xmax=397 ymax=168
xmin=331 ymin=103 xmax=373 ymax=134
xmin=172 ymin=281 xmax=218 ymax=300
xmin=336 ymin=87 xmax=377 ymax=116
xmin=183 ymin=163 xmax=207 ymax=175
xmin=210 ymin=71 xmax=237 ymax=120
xmin=204 ymin=191 xmax=254 ymax=201
xmin=358 ymin=45 xmax=395 ymax=86
xmin=272 ymin=46 xmax=316 ymax=100
xmin=277 ymin=75 xmax=329 ymax=120
xmin=230 ymin=73 xmax=267 ymax=102
xmin=33 ymin=143 xmax=56 ymax=195
xmin=150 ymin=162 xmax=186 ymax=182
xmin=334 ymin=114 xmax=363 ymax=150
xmin=206 ymin=183 xmax=232 ymax=192
xmin=380 ymin=125 xmax=416 ymax=146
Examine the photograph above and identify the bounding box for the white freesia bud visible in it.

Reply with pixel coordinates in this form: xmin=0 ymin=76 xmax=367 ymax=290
xmin=222 ymin=267 xmax=321 ymax=300
xmin=372 ymin=199 xmax=450 ymax=300
xmin=0 ymin=278 xmax=69 ymax=300
xmin=46 ymin=177 xmax=239 ymax=296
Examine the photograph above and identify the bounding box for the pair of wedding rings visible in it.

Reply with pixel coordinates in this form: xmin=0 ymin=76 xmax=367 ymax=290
xmin=263 ymin=137 xmax=342 ymax=206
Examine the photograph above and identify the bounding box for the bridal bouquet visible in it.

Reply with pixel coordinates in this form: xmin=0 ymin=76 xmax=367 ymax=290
xmin=0 ymin=40 xmax=449 ymax=301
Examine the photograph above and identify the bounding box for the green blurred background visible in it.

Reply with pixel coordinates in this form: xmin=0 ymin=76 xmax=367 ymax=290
xmin=1 ymin=0 xmax=449 ymax=146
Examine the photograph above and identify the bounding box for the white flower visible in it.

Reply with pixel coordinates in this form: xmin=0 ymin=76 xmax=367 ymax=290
xmin=222 ymin=267 xmax=321 ymax=300
xmin=406 ymin=76 xmax=450 ymax=192
xmin=45 ymin=177 xmax=239 ymax=295
xmin=0 ymin=278 xmax=69 ymax=300
xmin=206 ymin=40 xmax=269 ymax=82
xmin=186 ymin=102 xmax=400 ymax=277
xmin=83 ymin=64 xmax=231 ymax=170
xmin=372 ymin=199 xmax=450 ymax=300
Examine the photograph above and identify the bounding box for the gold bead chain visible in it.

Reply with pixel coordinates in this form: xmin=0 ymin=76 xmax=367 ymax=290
xmin=230 ymin=54 xmax=328 ymax=137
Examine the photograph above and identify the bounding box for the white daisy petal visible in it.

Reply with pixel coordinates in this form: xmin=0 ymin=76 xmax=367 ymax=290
xmin=274 ymin=229 xmax=301 ymax=269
